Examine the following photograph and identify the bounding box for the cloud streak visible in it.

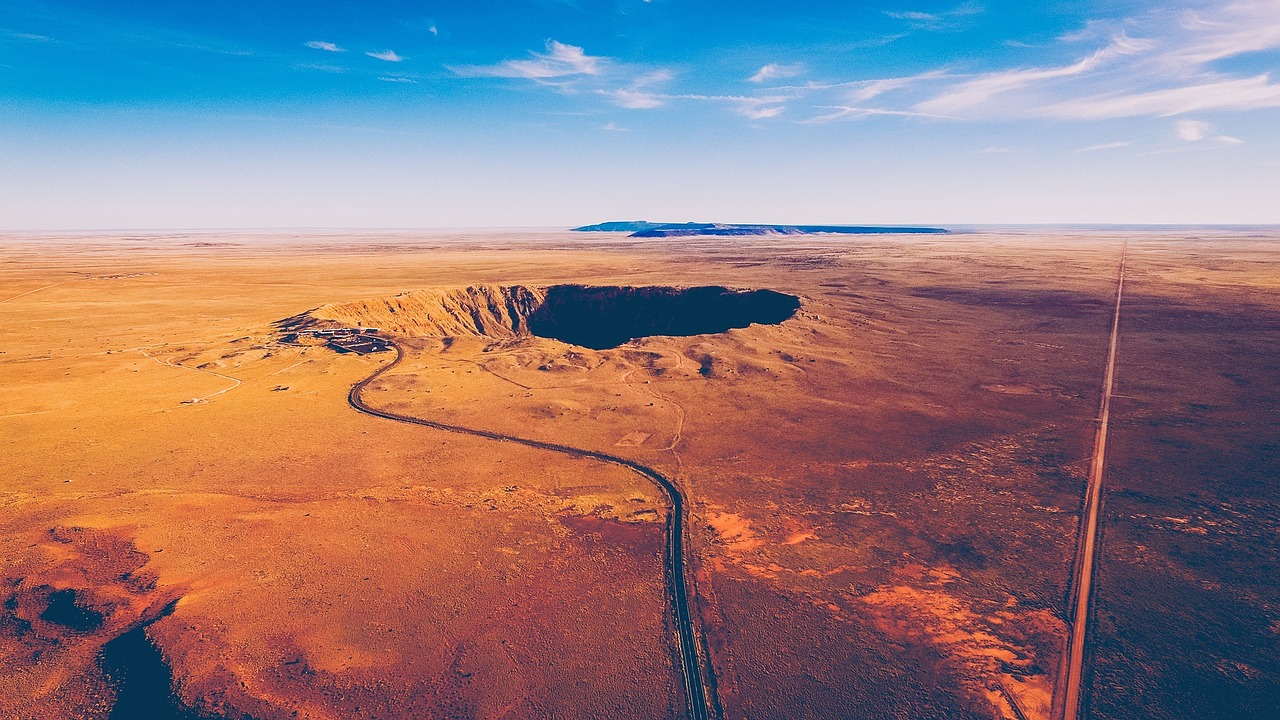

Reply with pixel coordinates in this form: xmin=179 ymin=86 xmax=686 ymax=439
xmin=915 ymin=35 xmax=1152 ymax=115
xmin=749 ymin=63 xmax=803 ymax=83
xmin=438 ymin=4 xmax=1280 ymax=132
xmin=800 ymin=106 xmax=955 ymax=123
xmin=1042 ymin=74 xmax=1280 ymax=118
xmin=884 ymin=2 xmax=985 ymax=30
xmin=1174 ymin=119 xmax=1244 ymax=144
xmin=451 ymin=41 xmax=604 ymax=79
xmin=1075 ymin=141 xmax=1132 ymax=152
xmin=906 ymin=2 xmax=1280 ymax=121
xmin=305 ymin=41 xmax=344 ymax=53
xmin=367 ymin=49 xmax=405 ymax=62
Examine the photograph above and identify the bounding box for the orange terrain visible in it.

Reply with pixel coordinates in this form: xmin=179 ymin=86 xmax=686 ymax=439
xmin=2 ymin=228 xmax=1278 ymax=719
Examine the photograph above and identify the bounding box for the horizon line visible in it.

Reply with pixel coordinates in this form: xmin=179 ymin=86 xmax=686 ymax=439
xmin=4 ymin=222 xmax=1280 ymax=234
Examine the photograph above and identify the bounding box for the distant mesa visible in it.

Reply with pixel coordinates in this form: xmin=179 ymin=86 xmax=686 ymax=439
xmin=288 ymin=284 xmax=801 ymax=351
xmin=572 ymin=221 xmax=948 ymax=237
xmin=571 ymin=221 xmax=666 ymax=233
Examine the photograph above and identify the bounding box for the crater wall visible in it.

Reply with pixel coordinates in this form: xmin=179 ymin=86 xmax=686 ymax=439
xmin=307 ymin=284 xmax=800 ymax=349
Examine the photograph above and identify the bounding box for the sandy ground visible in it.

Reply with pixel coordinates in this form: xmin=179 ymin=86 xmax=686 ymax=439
xmin=2 ymin=228 xmax=1277 ymax=719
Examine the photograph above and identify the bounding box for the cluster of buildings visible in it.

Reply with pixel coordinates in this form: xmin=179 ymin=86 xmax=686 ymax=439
xmin=297 ymin=327 xmax=389 ymax=355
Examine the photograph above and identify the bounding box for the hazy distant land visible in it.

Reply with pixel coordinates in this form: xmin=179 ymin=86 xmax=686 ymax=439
xmin=572 ymin=221 xmax=949 ymax=236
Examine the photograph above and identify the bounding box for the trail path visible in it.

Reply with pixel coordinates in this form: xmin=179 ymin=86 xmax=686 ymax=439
xmin=1060 ymin=242 xmax=1127 ymax=720
xmin=0 ymin=281 xmax=66 ymax=304
xmin=138 ymin=349 xmax=243 ymax=402
xmin=349 ymin=340 xmax=718 ymax=720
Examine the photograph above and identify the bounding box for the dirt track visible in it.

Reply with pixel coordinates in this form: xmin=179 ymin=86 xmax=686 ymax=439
xmin=1060 ymin=242 xmax=1127 ymax=720
xmin=348 ymin=339 xmax=719 ymax=720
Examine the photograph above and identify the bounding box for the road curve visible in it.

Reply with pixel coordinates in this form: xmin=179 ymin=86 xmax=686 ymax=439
xmin=348 ymin=340 xmax=719 ymax=720
xmin=1060 ymin=242 xmax=1127 ymax=720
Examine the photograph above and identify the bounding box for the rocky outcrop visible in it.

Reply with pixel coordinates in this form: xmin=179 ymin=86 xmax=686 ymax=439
xmin=310 ymin=285 xmax=545 ymax=338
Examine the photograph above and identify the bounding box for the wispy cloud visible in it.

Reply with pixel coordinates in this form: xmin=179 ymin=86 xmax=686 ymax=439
xmin=378 ymin=76 xmax=417 ymax=84
xmin=603 ymin=122 xmax=630 ymax=132
xmin=1176 ymin=119 xmax=1211 ymax=140
xmin=1167 ymin=2 xmax=1280 ymax=66
xmin=305 ymin=40 xmax=345 ymax=53
xmin=1175 ymin=119 xmax=1243 ymax=144
xmin=916 ymin=34 xmax=1152 ymax=115
xmin=884 ymin=2 xmax=985 ymax=30
xmin=799 ymin=106 xmax=954 ymax=123
xmin=428 ymin=25 xmax=439 ymax=37
xmin=847 ymin=70 xmax=948 ymax=102
xmin=597 ymin=85 xmax=796 ymax=119
xmin=749 ymin=63 xmax=804 ymax=83
xmin=296 ymin=62 xmax=346 ymax=74
xmin=451 ymin=40 xmax=604 ymax=79
xmin=1075 ymin=140 xmax=1132 ymax=152
xmin=605 ymin=89 xmax=666 ymax=108
xmin=904 ymin=2 xmax=1280 ymax=121
xmin=367 ymin=49 xmax=405 ymax=62
xmin=1042 ymin=74 xmax=1280 ymax=118
xmin=737 ymin=99 xmax=787 ymax=119
xmin=434 ymin=2 xmax=1280 ymax=131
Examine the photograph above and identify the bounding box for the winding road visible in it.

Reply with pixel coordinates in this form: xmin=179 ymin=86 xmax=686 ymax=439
xmin=1060 ymin=242 xmax=1127 ymax=720
xmin=348 ymin=340 xmax=718 ymax=720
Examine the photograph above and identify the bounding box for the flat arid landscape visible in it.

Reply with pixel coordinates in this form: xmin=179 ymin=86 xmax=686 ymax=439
xmin=3 ymin=228 xmax=1276 ymax=719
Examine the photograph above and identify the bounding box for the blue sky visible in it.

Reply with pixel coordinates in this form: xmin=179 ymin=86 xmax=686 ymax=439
xmin=2 ymin=0 xmax=1278 ymax=228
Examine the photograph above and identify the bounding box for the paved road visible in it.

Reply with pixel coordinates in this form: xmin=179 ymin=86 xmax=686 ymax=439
xmin=1061 ymin=243 xmax=1127 ymax=720
xmin=349 ymin=341 xmax=718 ymax=720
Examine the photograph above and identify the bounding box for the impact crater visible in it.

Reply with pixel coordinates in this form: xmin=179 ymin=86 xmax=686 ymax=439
xmin=295 ymin=284 xmax=801 ymax=349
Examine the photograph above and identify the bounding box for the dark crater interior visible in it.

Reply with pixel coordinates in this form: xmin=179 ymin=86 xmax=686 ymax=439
xmin=528 ymin=285 xmax=801 ymax=350
xmin=39 ymin=588 xmax=104 ymax=632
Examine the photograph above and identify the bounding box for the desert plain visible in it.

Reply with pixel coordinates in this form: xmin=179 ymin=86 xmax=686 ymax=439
xmin=1 ymin=228 xmax=1277 ymax=720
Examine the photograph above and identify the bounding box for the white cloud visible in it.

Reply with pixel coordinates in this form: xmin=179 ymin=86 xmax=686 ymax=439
xmin=296 ymin=63 xmax=346 ymax=74
xmin=432 ymin=2 xmax=1280 ymax=131
xmin=1075 ymin=140 xmax=1132 ymax=152
xmin=884 ymin=2 xmax=985 ymax=30
xmin=738 ymin=103 xmax=786 ymax=119
xmin=749 ymin=63 xmax=804 ymax=83
xmin=367 ymin=49 xmax=405 ymax=63
xmin=305 ymin=41 xmax=345 ymax=53
xmin=905 ymin=2 xmax=1280 ymax=121
xmin=800 ymin=106 xmax=954 ymax=123
xmin=1174 ymin=119 xmax=1244 ymax=144
xmin=451 ymin=41 xmax=605 ymax=80
xmin=1175 ymin=119 xmax=1211 ymax=141
xmin=428 ymin=25 xmax=439 ymax=37
xmin=1041 ymin=74 xmax=1280 ymax=118
xmin=605 ymin=89 xmax=666 ymax=109
xmin=602 ymin=122 xmax=630 ymax=132
xmin=916 ymin=35 xmax=1152 ymax=115
xmin=601 ymin=88 xmax=794 ymax=119
xmin=378 ymin=76 xmax=417 ymax=84
xmin=633 ymin=69 xmax=675 ymax=87
xmin=848 ymin=70 xmax=947 ymax=102
xmin=1169 ymin=1 xmax=1280 ymax=66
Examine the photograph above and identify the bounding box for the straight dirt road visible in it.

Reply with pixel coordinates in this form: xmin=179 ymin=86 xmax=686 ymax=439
xmin=1061 ymin=242 xmax=1127 ymax=720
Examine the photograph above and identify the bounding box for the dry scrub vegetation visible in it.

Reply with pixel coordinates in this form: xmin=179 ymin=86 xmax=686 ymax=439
xmin=2 ymin=229 xmax=1276 ymax=719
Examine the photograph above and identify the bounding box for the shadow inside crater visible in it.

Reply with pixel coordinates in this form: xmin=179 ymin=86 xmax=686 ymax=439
xmin=528 ymin=285 xmax=801 ymax=350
